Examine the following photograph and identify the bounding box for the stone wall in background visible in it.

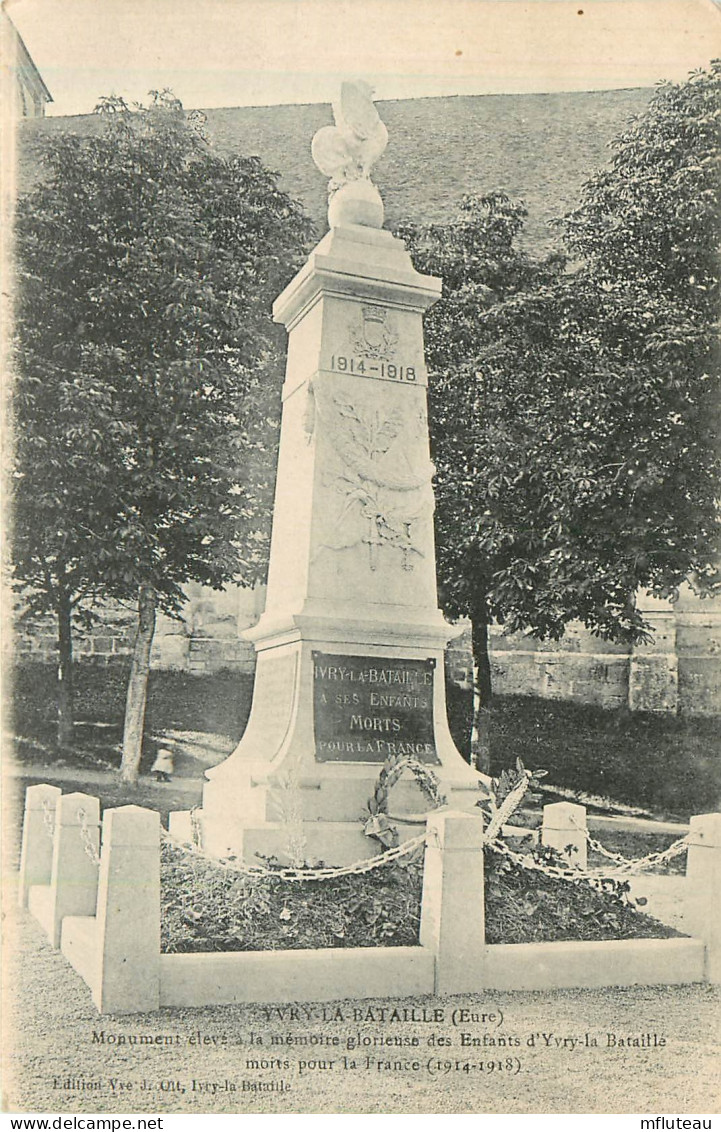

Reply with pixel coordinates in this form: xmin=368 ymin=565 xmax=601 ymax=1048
xmin=444 ymin=586 xmax=721 ymax=717
xmin=12 ymin=582 xmax=262 ymax=676
xmin=12 ymin=583 xmax=720 ymax=715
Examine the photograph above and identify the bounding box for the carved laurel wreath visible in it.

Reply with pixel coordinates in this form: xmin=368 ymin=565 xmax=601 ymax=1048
xmin=309 ymin=383 xmax=434 ymax=493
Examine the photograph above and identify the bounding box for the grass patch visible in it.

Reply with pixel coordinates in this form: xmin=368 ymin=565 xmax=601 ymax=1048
xmin=11 ymin=661 xmax=253 ymax=739
xmin=9 ymin=661 xmax=251 ymax=774
xmin=161 ymin=841 xmax=423 ymax=953
xmin=160 ymin=839 xmax=681 ymax=954
xmin=448 ymin=691 xmax=720 ymax=820
xmin=483 ymin=846 xmax=679 ymax=944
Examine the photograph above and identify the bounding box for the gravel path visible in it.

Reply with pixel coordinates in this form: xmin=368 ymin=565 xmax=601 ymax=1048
xmin=3 ymin=892 xmax=719 ymax=1116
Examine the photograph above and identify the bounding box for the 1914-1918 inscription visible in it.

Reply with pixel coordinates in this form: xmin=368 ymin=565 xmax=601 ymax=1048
xmin=313 ymin=651 xmax=439 ymax=764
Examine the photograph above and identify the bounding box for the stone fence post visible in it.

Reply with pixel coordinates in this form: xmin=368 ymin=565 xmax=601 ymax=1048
xmin=420 ymin=810 xmax=485 ymax=994
xmin=93 ymin=805 xmax=161 ymax=1014
xmin=542 ymin=801 xmax=588 ymax=869
xmin=18 ymin=784 xmax=61 ymax=908
xmin=685 ymin=812 xmax=721 ymax=983
xmin=46 ymin=792 xmax=100 ymax=948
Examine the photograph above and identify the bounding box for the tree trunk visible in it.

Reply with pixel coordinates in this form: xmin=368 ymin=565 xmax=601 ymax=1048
xmin=470 ymin=612 xmax=493 ymax=775
xmin=56 ymin=588 xmax=74 ymax=750
xmin=119 ymin=585 xmax=157 ymax=785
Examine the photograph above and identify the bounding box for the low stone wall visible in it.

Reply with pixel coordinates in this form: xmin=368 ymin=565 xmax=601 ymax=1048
xmin=12 ymin=582 xmax=261 ymax=675
xmin=16 ymin=601 xmax=138 ymax=666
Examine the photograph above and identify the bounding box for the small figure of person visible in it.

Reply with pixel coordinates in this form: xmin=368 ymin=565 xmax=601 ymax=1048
xmin=150 ymin=747 xmax=174 ymax=783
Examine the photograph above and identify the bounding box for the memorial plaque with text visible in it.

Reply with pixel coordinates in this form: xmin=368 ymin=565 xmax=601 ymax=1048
xmin=313 ymin=651 xmax=439 ymax=763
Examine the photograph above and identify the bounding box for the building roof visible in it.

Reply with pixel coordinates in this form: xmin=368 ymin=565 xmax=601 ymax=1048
xmin=2 ymin=8 xmax=53 ymax=105
xmin=18 ymin=86 xmax=653 ymax=249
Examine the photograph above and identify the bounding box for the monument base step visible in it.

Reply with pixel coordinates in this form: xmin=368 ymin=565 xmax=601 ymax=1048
xmin=169 ymin=807 xmax=536 ymax=867
xmin=202 ymin=765 xmax=484 ymax=829
xmin=171 ymin=811 xmax=423 ymax=867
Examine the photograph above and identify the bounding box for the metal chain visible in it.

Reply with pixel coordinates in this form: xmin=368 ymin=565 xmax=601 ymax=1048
xmin=568 ymin=816 xmax=689 ymax=874
xmin=189 ymin=805 xmax=203 ymax=849
xmin=161 ymin=828 xmax=427 ymax=882
xmin=490 ymin=837 xmax=586 ymax=883
xmin=76 ymin=807 xmax=101 ymax=866
xmin=488 ymin=822 xmax=689 ymax=899
xmin=41 ymin=800 xmax=56 ymax=840
xmin=489 ymin=838 xmax=639 ymax=897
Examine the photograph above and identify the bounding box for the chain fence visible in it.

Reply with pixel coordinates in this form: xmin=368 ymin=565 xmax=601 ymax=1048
xmin=162 ymin=797 xmax=688 ymax=888
xmin=47 ymin=777 xmax=689 ymax=890
xmin=41 ymin=799 xmax=102 ymax=865
xmin=76 ymin=806 xmax=101 ymax=866
xmin=568 ymin=815 xmax=689 ymax=875
xmin=161 ymin=827 xmax=428 ymax=882
xmin=489 ymin=836 xmax=595 ymax=884
xmin=484 ymin=777 xmax=532 ymax=843
xmin=41 ymin=799 xmax=55 ymax=840
xmin=485 ymin=833 xmax=688 ymax=894
xmin=162 ymin=774 xmax=532 ymax=884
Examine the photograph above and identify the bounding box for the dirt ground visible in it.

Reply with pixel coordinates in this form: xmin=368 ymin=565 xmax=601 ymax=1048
xmin=3 ymin=890 xmax=719 ymax=1116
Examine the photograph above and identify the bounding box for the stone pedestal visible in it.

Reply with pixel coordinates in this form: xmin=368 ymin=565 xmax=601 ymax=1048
xmin=200 ymin=222 xmax=480 ymax=862
xmin=541 ymin=801 xmax=588 ymax=869
xmin=685 ymin=812 xmax=721 ymax=983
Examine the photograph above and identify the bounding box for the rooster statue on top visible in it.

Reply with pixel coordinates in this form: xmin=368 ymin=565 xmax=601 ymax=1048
xmin=311 ymin=80 xmax=389 ymax=229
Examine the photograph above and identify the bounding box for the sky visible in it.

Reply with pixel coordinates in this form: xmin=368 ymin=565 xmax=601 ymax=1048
xmin=6 ymin=0 xmax=721 ymax=117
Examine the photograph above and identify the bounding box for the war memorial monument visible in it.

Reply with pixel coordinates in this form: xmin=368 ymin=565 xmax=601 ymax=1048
xmin=196 ymin=81 xmax=481 ymax=864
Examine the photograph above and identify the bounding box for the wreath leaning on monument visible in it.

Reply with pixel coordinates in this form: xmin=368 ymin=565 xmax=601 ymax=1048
xmin=363 ymin=752 xmax=448 ymax=848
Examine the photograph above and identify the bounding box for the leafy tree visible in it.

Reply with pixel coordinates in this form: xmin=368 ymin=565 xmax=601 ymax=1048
xmin=563 ymin=62 xmax=720 ymax=325
xmin=397 ymin=193 xmax=565 ymax=768
xmin=9 ymin=370 xmax=116 ymax=748
xmin=12 ymin=91 xmax=312 ymax=776
xmin=399 ymin=63 xmax=721 ymax=770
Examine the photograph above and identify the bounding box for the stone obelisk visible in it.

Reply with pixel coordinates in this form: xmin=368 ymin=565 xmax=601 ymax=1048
xmin=199 ymin=82 xmax=480 ymax=862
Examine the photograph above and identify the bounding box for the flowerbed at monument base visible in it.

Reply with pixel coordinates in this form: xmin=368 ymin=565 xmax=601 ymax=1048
xmin=160 ymin=840 xmax=681 ymax=954
xmin=21 ymin=786 xmax=714 ymax=1013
